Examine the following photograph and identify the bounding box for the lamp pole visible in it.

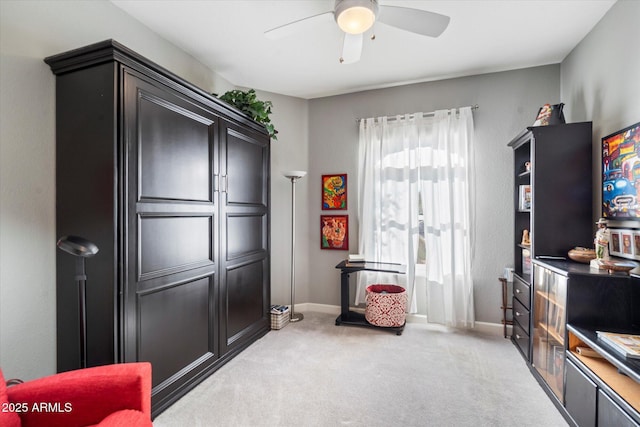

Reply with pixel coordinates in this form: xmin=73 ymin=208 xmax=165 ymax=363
xmin=57 ymin=235 xmax=99 ymax=368
xmin=284 ymin=171 xmax=306 ymax=322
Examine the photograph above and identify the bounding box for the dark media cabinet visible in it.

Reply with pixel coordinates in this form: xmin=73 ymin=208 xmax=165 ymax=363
xmin=536 ymin=261 xmax=640 ymax=427
xmin=46 ymin=40 xmax=271 ymax=417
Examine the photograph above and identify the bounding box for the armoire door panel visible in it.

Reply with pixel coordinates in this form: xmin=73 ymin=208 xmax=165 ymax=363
xmin=225 ymin=260 xmax=264 ymax=342
xmin=219 ymin=120 xmax=270 ymax=355
xmin=138 ymin=91 xmax=214 ymax=203
xmin=138 ymin=277 xmax=214 ymax=387
xmin=139 ymin=215 xmax=213 ymax=277
xmin=124 ymin=70 xmax=220 ymax=384
xmin=225 ymin=129 xmax=267 ymax=206
xmin=226 ymin=214 xmax=266 ymax=259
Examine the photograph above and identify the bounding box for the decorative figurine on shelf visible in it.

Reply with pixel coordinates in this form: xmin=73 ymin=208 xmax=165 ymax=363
xmin=594 ymin=217 xmax=610 ymax=260
xmin=532 ymin=103 xmax=566 ymax=126
xmin=521 ymin=229 xmax=531 ymax=246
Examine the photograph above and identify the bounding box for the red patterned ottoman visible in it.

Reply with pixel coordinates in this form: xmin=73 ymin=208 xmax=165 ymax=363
xmin=365 ymin=284 xmax=407 ymax=327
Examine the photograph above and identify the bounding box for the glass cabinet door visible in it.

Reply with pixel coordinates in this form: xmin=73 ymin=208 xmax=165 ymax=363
xmin=532 ymin=264 xmax=567 ymax=401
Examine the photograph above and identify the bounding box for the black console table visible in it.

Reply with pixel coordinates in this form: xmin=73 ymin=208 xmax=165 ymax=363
xmin=334 ymin=260 xmax=406 ymax=335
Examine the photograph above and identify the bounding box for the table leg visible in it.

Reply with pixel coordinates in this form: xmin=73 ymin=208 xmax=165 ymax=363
xmin=340 ymin=271 xmax=350 ymax=320
xmin=502 ymin=278 xmax=507 ymax=338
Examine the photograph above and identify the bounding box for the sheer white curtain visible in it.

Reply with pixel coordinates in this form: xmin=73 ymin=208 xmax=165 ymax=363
xmin=356 ymin=114 xmax=419 ymax=311
xmin=357 ymin=107 xmax=475 ymax=327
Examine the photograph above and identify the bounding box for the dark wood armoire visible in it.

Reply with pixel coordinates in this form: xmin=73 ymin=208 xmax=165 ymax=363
xmin=45 ymin=40 xmax=271 ymax=417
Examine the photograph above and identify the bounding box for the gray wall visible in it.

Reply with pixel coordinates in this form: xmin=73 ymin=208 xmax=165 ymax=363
xmin=305 ymin=66 xmax=561 ymax=323
xmin=561 ymin=0 xmax=640 ymax=224
xmin=259 ymin=90 xmax=311 ymax=306
xmin=562 ymin=0 xmax=639 ymax=135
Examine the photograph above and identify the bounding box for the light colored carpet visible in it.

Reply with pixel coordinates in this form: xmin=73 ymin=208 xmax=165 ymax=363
xmin=153 ymin=311 xmax=567 ymax=427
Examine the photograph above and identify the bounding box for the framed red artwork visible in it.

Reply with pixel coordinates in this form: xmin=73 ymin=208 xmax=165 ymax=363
xmin=322 ymin=174 xmax=347 ymax=210
xmin=321 ymin=215 xmax=348 ymax=250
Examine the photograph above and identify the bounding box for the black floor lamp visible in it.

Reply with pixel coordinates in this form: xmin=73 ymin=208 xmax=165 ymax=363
xmin=57 ymin=235 xmax=99 ymax=369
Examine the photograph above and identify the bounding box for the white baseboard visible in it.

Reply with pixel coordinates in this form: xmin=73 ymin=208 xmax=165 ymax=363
xmin=474 ymin=321 xmax=512 ymax=337
xmin=287 ymin=303 xmax=509 ymax=337
xmin=292 ymin=303 xmax=341 ymax=315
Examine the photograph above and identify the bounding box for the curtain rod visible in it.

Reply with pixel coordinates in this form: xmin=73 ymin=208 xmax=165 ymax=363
xmin=356 ymin=104 xmax=479 ymax=123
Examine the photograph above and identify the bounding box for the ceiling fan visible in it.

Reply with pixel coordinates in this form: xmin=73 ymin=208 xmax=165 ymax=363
xmin=264 ymin=0 xmax=450 ymax=64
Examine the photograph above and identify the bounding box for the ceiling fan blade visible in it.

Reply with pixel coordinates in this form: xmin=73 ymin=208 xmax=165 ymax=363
xmin=378 ymin=6 xmax=450 ymax=37
xmin=340 ymin=33 xmax=362 ymax=64
xmin=264 ymin=11 xmax=334 ymax=40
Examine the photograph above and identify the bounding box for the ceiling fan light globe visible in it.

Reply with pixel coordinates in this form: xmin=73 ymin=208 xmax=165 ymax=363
xmin=337 ymin=6 xmax=375 ymax=34
xmin=334 ymin=0 xmax=378 ymax=34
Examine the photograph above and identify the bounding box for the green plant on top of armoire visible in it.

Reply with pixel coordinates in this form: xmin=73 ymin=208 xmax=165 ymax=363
xmin=217 ymin=89 xmax=278 ymax=140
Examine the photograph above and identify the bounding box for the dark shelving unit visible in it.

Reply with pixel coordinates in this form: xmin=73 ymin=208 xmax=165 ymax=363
xmin=508 ymin=123 xmax=593 ymax=363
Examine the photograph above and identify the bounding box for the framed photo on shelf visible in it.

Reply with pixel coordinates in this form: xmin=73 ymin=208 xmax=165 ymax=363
xmin=321 ymin=215 xmax=348 ymax=250
xmin=622 ymin=231 xmax=633 ymax=256
xmin=633 ymin=232 xmax=640 ymax=261
xmin=610 ymin=231 xmax=622 ymax=256
xmin=518 ymin=185 xmax=531 ymax=211
xmin=609 ymin=228 xmax=640 ymax=260
xmin=322 ymin=174 xmax=347 ymax=210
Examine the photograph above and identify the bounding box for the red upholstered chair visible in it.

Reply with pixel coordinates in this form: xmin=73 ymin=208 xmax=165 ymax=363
xmin=0 ymin=362 xmax=152 ymax=427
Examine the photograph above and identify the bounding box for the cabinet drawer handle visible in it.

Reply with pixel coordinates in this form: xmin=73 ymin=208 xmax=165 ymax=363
xmin=515 ymin=288 xmax=521 ymax=293
xmin=515 ymin=311 xmax=521 ymax=317
xmin=515 ymin=334 xmax=521 ymax=339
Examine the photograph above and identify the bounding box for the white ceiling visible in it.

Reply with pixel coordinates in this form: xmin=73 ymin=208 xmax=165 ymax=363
xmin=110 ymin=0 xmax=616 ymax=99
